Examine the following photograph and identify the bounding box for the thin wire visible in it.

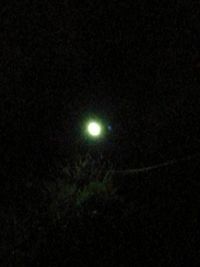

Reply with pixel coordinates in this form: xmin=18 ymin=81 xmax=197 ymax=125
xmin=108 ymin=153 xmax=200 ymax=175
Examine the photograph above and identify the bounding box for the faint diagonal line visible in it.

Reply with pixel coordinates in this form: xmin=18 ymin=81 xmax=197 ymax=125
xmin=107 ymin=153 xmax=200 ymax=175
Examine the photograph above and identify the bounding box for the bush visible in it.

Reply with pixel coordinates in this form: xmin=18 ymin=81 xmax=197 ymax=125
xmin=1 ymin=152 xmax=120 ymax=266
xmin=43 ymin=152 xmax=116 ymax=223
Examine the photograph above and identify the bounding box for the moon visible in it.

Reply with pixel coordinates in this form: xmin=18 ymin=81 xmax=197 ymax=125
xmin=87 ymin=121 xmax=102 ymax=137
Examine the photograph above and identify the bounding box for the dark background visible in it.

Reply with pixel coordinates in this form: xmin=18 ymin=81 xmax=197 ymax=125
xmin=1 ymin=2 xmax=200 ymax=266
xmin=1 ymin=0 xmax=200 ymax=173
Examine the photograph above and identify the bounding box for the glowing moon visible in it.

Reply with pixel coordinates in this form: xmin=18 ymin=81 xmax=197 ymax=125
xmin=87 ymin=121 xmax=101 ymax=137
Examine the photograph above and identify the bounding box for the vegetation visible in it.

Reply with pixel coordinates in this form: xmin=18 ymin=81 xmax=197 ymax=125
xmin=1 ymin=152 xmax=200 ymax=266
xmin=1 ymin=153 xmax=122 ymax=266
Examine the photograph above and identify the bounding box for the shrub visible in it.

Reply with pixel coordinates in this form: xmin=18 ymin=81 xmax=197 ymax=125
xmin=43 ymin=152 xmax=116 ymax=222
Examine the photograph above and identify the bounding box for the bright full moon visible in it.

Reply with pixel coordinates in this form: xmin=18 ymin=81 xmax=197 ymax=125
xmin=87 ymin=122 xmax=101 ymax=137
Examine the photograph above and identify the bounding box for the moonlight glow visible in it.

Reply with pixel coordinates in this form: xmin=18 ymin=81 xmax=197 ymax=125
xmin=87 ymin=121 xmax=102 ymax=137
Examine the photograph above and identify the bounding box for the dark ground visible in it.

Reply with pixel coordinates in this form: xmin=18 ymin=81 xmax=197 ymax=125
xmin=1 ymin=153 xmax=200 ymax=266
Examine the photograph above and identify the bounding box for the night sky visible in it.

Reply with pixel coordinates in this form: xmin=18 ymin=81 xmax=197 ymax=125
xmin=2 ymin=2 xmax=200 ymax=265
xmin=2 ymin=1 xmax=200 ymax=171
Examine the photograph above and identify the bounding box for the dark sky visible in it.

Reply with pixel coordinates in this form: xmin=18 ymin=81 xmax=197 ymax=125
xmin=1 ymin=1 xmax=200 ymax=169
